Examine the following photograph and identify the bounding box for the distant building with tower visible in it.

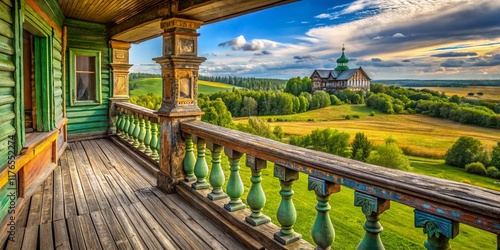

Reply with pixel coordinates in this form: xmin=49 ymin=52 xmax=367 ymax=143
xmin=311 ymin=46 xmax=371 ymax=94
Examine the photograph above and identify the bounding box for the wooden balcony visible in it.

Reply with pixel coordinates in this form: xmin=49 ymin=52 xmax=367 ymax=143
xmin=1 ymin=139 xmax=245 ymax=249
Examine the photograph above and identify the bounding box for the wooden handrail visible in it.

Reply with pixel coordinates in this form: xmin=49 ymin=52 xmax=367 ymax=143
xmin=181 ymin=120 xmax=500 ymax=235
xmin=115 ymin=102 xmax=158 ymax=123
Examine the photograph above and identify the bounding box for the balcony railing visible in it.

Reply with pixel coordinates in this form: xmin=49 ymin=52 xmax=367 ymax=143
xmin=112 ymin=102 xmax=500 ymax=249
xmin=181 ymin=120 xmax=500 ymax=249
xmin=114 ymin=102 xmax=160 ymax=162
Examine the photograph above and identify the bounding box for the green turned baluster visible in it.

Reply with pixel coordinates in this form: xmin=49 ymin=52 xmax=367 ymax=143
xmin=122 ymin=113 xmax=131 ymax=139
xmin=224 ymin=148 xmax=246 ymax=212
xmin=414 ymin=210 xmax=459 ymax=250
xmin=245 ymin=155 xmax=270 ymax=226
xmin=150 ymin=122 xmax=159 ymax=161
xmin=191 ymin=136 xmax=210 ymax=190
xmin=183 ymin=133 xmax=196 ymax=182
xmin=127 ymin=114 xmax=136 ymax=143
xmin=132 ymin=115 xmax=141 ymax=147
xmin=309 ymin=176 xmax=340 ymax=250
xmin=144 ymin=120 xmax=152 ymax=156
xmin=274 ymin=164 xmax=301 ymax=245
xmin=116 ymin=111 xmax=123 ymax=136
xmin=137 ymin=117 xmax=146 ymax=151
xmin=207 ymin=142 xmax=227 ymax=200
xmin=354 ymin=191 xmax=390 ymax=250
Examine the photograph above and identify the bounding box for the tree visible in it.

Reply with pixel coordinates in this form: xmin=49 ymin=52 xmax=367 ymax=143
xmin=366 ymin=139 xmax=410 ymax=170
xmin=240 ymin=96 xmax=258 ymax=117
xmin=490 ymin=142 xmax=500 ymax=168
xmin=445 ymin=136 xmax=486 ymax=168
xmin=351 ymin=132 xmax=372 ymax=162
xmin=477 ymin=92 xmax=483 ymax=96
xmin=199 ymin=98 xmax=234 ymax=128
xmin=449 ymin=95 xmax=461 ymax=104
xmin=467 ymin=92 xmax=474 ymax=97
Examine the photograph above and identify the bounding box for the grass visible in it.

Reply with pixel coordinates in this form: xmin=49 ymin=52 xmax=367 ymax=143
xmin=418 ymin=86 xmax=500 ymax=102
xmin=237 ymin=105 xmax=500 ymax=158
xmin=201 ymin=151 xmax=498 ymax=249
xmin=130 ymin=78 xmax=238 ymax=96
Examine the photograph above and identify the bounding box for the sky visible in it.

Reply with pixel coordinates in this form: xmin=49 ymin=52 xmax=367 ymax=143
xmin=130 ymin=0 xmax=500 ymax=80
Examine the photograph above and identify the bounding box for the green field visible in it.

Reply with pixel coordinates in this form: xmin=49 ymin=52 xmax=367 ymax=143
xmin=419 ymin=86 xmax=500 ymax=102
xmin=130 ymin=78 xmax=237 ymax=96
xmin=235 ymin=105 xmax=500 ymax=158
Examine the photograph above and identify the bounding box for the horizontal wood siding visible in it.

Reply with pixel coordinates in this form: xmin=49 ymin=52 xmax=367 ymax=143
xmin=0 ymin=0 xmax=15 ymax=171
xmin=53 ymin=34 xmax=63 ymax=124
xmin=65 ymin=19 xmax=110 ymax=135
xmin=34 ymin=0 xmax=64 ymax=28
xmin=0 ymin=0 xmax=15 ymax=227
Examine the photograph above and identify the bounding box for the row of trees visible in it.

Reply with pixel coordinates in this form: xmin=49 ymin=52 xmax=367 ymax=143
xmin=199 ymin=75 xmax=287 ymax=91
xmin=367 ymin=84 xmax=500 ymax=128
xmin=290 ymin=130 xmax=411 ymax=170
xmin=445 ymin=137 xmax=500 ymax=179
xmin=129 ymin=72 xmax=161 ymax=81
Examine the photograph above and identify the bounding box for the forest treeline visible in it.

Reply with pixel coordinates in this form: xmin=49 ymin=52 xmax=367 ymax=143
xmin=199 ymin=75 xmax=287 ymax=91
xmin=129 ymin=72 xmax=161 ymax=81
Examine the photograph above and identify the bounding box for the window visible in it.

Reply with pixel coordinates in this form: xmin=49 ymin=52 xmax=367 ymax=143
xmin=69 ymin=49 xmax=101 ymax=105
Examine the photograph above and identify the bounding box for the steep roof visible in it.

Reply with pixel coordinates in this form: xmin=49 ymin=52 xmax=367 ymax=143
xmin=336 ymin=69 xmax=359 ymax=80
xmin=312 ymin=67 xmax=371 ymax=81
xmin=314 ymin=70 xmax=332 ymax=78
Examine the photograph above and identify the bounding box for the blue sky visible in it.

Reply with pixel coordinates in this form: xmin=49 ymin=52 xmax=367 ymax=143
xmin=130 ymin=0 xmax=500 ymax=80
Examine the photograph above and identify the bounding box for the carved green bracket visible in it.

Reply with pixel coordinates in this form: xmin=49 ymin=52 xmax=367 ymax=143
xmin=245 ymin=155 xmax=270 ymax=226
xmin=274 ymin=164 xmax=301 ymax=245
xmin=224 ymin=148 xmax=245 ymax=211
xmin=308 ymin=176 xmax=340 ymax=250
xmin=414 ymin=210 xmax=459 ymax=250
xmin=183 ymin=133 xmax=196 ymax=181
xmin=207 ymin=142 xmax=227 ymax=200
xmin=354 ymin=192 xmax=390 ymax=250
xmin=192 ymin=136 xmax=210 ymax=190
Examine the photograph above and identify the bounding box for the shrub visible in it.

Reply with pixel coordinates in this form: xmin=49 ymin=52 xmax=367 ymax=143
xmin=351 ymin=132 xmax=372 ymax=162
xmin=487 ymin=166 xmax=499 ymax=178
xmin=369 ymin=111 xmax=375 ymax=116
xmin=345 ymin=115 xmax=352 ymax=120
xmin=353 ymin=114 xmax=360 ymax=118
xmin=367 ymin=139 xmax=411 ymax=171
xmin=445 ymin=136 xmax=486 ymax=168
xmin=307 ymin=118 xmax=315 ymax=122
xmin=465 ymin=162 xmax=487 ymax=176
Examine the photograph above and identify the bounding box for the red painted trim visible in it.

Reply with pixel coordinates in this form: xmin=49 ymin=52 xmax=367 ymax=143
xmin=25 ymin=0 xmax=62 ymax=37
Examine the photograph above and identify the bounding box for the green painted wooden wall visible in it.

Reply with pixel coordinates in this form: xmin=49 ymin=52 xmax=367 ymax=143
xmin=0 ymin=0 xmax=16 ymax=170
xmin=65 ymin=19 xmax=111 ymax=135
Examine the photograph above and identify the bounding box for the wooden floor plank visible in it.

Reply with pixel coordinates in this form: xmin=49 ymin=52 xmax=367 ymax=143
xmin=73 ymin=142 xmax=110 ymax=212
xmin=39 ymin=223 xmax=54 ymax=249
xmin=112 ymin=206 xmax=147 ymax=250
xmin=20 ymin=225 xmax=38 ymax=250
xmin=40 ymin=173 xmax=54 ymax=224
xmin=65 ymin=147 xmax=90 ymax=216
xmin=100 ymin=208 xmax=133 ymax=250
xmin=67 ymin=216 xmax=85 ymax=250
xmin=26 ymin=186 xmax=43 ymax=227
xmin=5 ymin=227 xmax=24 ymax=250
xmin=90 ymin=211 xmax=118 ymax=250
xmin=121 ymin=204 xmax=164 ymax=250
xmin=131 ymin=202 xmax=179 ymax=249
xmin=82 ymin=141 xmax=120 ymax=207
xmin=53 ymin=219 xmax=71 ymax=249
xmin=52 ymin=166 xmax=65 ymax=221
xmin=141 ymin=197 xmax=211 ymax=250
xmin=77 ymin=214 xmax=103 ymax=250
xmin=15 ymin=200 xmax=31 ymax=228
xmin=107 ymin=169 xmax=139 ymax=204
xmin=165 ymin=194 xmax=245 ymax=250
xmin=60 ymin=153 xmax=78 ymax=219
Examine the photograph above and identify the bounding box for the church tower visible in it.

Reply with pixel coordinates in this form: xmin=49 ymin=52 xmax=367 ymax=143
xmin=334 ymin=45 xmax=349 ymax=71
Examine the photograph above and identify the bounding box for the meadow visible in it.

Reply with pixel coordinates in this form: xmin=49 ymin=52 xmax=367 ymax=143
xmin=419 ymin=86 xmax=500 ymax=102
xmin=130 ymin=78 xmax=237 ymax=96
xmin=235 ymin=105 xmax=500 ymax=158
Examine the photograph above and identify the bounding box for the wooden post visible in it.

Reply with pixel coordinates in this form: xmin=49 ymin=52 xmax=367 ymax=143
xmin=414 ymin=210 xmax=459 ymax=250
xmin=154 ymin=17 xmax=205 ymax=193
xmin=354 ymin=191 xmax=390 ymax=250
xmin=109 ymin=40 xmax=131 ymax=135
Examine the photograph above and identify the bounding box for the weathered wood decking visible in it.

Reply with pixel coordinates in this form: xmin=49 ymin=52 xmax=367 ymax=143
xmin=2 ymin=139 xmax=245 ymax=249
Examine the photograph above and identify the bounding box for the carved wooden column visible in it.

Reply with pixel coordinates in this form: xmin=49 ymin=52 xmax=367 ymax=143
xmin=154 ymin=17 xmax=206 ymax=193
xmin=109 ymin=40 xmax=132 ymax=134
xmin=414 ymin=210 xmax=459 ymax=250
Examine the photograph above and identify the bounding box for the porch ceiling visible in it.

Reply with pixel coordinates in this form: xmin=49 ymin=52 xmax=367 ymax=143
xmin=57 ymin=0 xmax=297 ymax=43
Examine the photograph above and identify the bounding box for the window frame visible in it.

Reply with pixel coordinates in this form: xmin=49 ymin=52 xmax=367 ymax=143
xmin=69 ymin=48 xmax=102 ymax=106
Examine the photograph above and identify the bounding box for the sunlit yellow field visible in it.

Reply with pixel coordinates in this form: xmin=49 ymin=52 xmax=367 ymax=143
xmin=419 ymin=86 xmax=500 ymax=101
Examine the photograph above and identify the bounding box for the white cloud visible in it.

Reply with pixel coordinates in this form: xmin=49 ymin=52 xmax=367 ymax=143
xmin=392 ymin=33 xmax=406 ymax=38
xmin=315 ymin=13 xmax=332 ymax=19
xmin=218 ymin=35 xmax=278 ymax=51
xmin=373 ymin=36 xmax=383 ymax=40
